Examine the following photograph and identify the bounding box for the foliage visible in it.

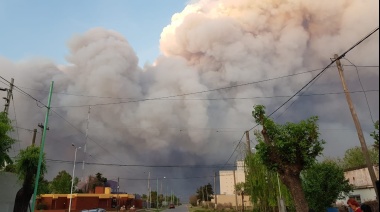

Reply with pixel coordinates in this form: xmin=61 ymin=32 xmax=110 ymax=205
xmin=244 ymin=153 xmax=294 ymax=211
xmin=87 ymin=172 xmax=107 ymax=192
xmin=302 ymin=160 xmax=353 ymax=211
xmin=38 ymin=178 xmax=51 ymax=194
xmin=339 ymin=146 xmax=379 ymax=169
xmin=50 ymin=170 xmax=74 ymax=194
xmin=370 ymin=120 xmax=379 ymax=150
xmin=15 ymin=146 xmax=47 ymax=189
xmin=4 ymin=163 xmax=16 ymax=173
xmin=0 ymin=112 xmax=16 ymax=169
xmin=189 ymin=195 xmax=198 ymax=206
xmin=13 ymin=145 xmax=47 ymax=212
xmin=196 ymin=183 xmax=214 ymax=202
xmin=252 ymin=105 xmax=325 ymax=211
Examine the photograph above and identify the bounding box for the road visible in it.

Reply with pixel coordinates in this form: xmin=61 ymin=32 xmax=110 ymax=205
xmin=162 ymin=205 xmax=189 ymax=212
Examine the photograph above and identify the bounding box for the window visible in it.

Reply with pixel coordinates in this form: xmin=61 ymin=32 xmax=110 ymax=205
xmin=349 ymin=195 xmax=361 ymax=204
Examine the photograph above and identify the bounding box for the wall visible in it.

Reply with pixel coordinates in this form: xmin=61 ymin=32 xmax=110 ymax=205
xmin=219 ymin=161 xmax=245 ymax=195
xmin=0 ymin=172 xmax=22 ymax=212
xmin=212 ymin=194 xmax=252 ymax=207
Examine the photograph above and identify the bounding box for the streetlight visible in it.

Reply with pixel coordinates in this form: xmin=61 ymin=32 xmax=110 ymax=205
xmin=69 ymin=144 xmax=81 ymax=212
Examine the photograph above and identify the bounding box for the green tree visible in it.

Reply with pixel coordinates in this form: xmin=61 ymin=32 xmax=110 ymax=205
xmin=13 ymin=146 xmax=47 ymax=212
xmin=252 ymin=105 xmax=325 ymax=212
xmin=340 ymin=146 xmax=379 ymax=169
xmin=0 ymin=112 xmax=16 ymax=169
xmin=371 ymin=120 xmax=379 ymax=150
xmin=196 ymin=183 xmax=214 ymax=202
xmin=244 ymin=153 xmax=294 ymax=211
xmin=50 ymin=170 xmax=73 ymax=194
xmin=302 ymin=160 xmax=352 ymax=211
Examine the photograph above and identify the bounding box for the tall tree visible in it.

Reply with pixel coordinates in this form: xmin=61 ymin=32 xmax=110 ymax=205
xmin=302 ymin=160 xmax=353 ymax=211
xmin=50 ymin=170 xmax=73 ymax=194
xmin=339 ymin=146 xmax=379 ymax=169
xmin=13 ymin=146 xmax=47 ymax=212
xmin=0 ymin=112 xmax=15 ymax=169
xmin=252 ymin=105 xmax=325 ymax=212
xmin=196 ymin=183 xmax=214 ymax=202
xmin=244 ymin=153 xmax=294 ymax=211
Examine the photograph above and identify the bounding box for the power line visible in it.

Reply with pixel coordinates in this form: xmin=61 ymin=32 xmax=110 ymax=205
xmin=11 ymin=94 xmax=21 ymax=152
xmin=343 ymin=58 xmax=376 ymax=124
xmin=51 ymin=68 xmax=325 ymax=108
xmin=223 ymin=26 xmax=379 ymax=167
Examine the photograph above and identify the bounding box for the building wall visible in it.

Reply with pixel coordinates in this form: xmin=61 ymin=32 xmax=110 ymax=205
xmin=219 ymin=161 xmax=245 ymax=195
xmin=213 ymin=194 xmax=252 ymax=207
xmin=0 ymin=172 xmax=22 ymax=212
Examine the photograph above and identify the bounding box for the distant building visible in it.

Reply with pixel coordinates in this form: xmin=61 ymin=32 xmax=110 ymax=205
xmin=213 ymin=161 xmax=252 ymax=208
xmin=219 ymin=161 xmax=245 ymax=195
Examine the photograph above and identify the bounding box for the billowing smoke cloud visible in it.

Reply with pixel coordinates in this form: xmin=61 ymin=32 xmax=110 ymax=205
xmin=0 ymin=0 xmax=378 ymax=197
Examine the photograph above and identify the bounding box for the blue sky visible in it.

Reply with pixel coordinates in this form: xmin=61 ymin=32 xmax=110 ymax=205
xmin=0 ymin=0 xmax=189 ymax=65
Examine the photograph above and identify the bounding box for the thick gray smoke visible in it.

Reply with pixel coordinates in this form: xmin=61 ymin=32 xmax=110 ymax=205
xmin=0 ymin=0 xmax=378 ymax=198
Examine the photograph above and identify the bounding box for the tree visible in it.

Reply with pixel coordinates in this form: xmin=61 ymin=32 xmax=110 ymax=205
xmin=13 ymin=146 xmax=47 ymax=212
xmin=50 ymin=170 xmax=73 ymax=194
xmin=244 ymin=153 xmax=294 ymax=211
xmin=370 ymin=120 xmax=379 ymax=150
xmin=86 ymin=172 xmax=107 ymax=192
xmin=252 ymin=105 xmax=325 ymax=212
xmin=189 ymin=195 xmax=198 ymax=206
xmin=302 ymin=160 xmax=353 ymax=211
xmin=0 ymin=112 xmax=16 ymax=169
xmin=196 ymin=183 xmax=214 ymax=202
xmin=339 ymin=146 xmax=379 ymax=169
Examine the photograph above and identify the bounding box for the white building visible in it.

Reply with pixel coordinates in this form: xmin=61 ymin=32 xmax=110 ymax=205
xmin=336 ymin=165 xmax=379 ymax=205
xmin=219 ymin=161 xmax=245 ymax=195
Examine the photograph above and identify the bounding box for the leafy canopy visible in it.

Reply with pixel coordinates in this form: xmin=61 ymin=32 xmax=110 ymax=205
xmin=302 ymin=160 xmax=352 ymax=211
xmin=15 ymin=146 xmax=47 ymax=182
xmin=252 ymin=105 xmax=325 ymax=173
xmin=371 ymin=120 xmax=379 ymax=150
xmin=339 ymin=146 xmax=379 ymax=169
xmin=50 ymin=170 xmax=73 ymax=194
xmin=0 ymin=112 xmax=16 ymax=168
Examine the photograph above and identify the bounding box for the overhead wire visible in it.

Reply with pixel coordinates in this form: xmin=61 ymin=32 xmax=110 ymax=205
xmin=343 ymin=58 xmax=376 ymax=124
xmin=11 ymin=93 xmax=21 ymax=151
xmin=222 ymin=26 xmax=379 ymax=168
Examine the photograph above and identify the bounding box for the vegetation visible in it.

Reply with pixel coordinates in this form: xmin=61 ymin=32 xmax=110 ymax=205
xmin=302 ymin=160 xmax=353 ymax=211
xmin=252 ymin=105 xmax=325 ymax=211
xmin=196 ymin=183 xmax=214 ymax=202
xmin=338 ymin=146 xmax=379 ymax=169
xmin=371 ymin=120 xmax=379 ymax=150
xmin=50 ymin=170 xmax=78 ymax=194
xmin=244 ymin=153 xmax=294 ymax=211
xmin=0 ymin=112 xmax=15 ymax=169
xmin=13 ymin=146 xmax=47 ymax=212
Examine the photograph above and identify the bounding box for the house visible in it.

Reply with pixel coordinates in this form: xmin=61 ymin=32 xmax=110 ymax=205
xmin=336 ymin=165 xmax=379 ymax=206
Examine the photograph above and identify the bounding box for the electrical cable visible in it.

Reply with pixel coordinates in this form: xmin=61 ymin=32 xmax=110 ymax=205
xmin=11 ymin=93 xmax=21 ymax=152
xmin=51 ymin=68 xmax=325 ymax=108
xmin=343 ymin=58 xmax=376 ymax=124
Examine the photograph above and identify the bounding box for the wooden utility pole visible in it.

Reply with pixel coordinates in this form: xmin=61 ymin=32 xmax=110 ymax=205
xmin=233 ymin=170 xmax=238 ymax=211
xmin=245 ymin=131 xmax=251 ymax=155
xmin=214 ymin=172 xmax=217 ymax=207
xmin=334 ymin=54 xmax=378 ymax=200
xmin=31 ymin=129 xmax=37 ymax=146
xmin=3 ymin=78 xmax=14 ymax=114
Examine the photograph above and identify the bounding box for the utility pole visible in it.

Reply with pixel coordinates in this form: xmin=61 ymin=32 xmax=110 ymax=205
xmin=245 ymin=131 xmax=251 ymax=155
xmin=117 ymin=177 xmax=120 ymax=212
xmin=334 ymin=54 xmax=379 ymax=200
xmin=31 ymin=81 xmax=54 ymax=211
xmin=38 ymin=123 xmax=49 ymax=145
xmin=214 ymin=172 xmax=217 ymax=208
xmin=2 ymin=78 xmax=14 ymax=114
xmin=82 ymin=106 xmax=91 ymax=184
xmin=233 ymin=170 xmax=238 ymax=211
xmin=156 ymin=178 xmax=159 ymax=210
xmin=31 ymin=129 xmax=37 ymax=146
xmin=147 ymin=172 xmax=150 ymax=209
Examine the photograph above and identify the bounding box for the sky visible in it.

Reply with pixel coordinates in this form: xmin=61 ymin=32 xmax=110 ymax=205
xmin=0 ymin=0 xmax=379 ymax=202
xmin=0 ymin=0 xmax=189 ymax=65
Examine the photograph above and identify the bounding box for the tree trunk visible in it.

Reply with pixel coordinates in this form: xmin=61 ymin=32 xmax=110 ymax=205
xmin=280 ymin=173 xmax=309 ymax=212
xmin=13 ymin=186 xmax=33 ymax=212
